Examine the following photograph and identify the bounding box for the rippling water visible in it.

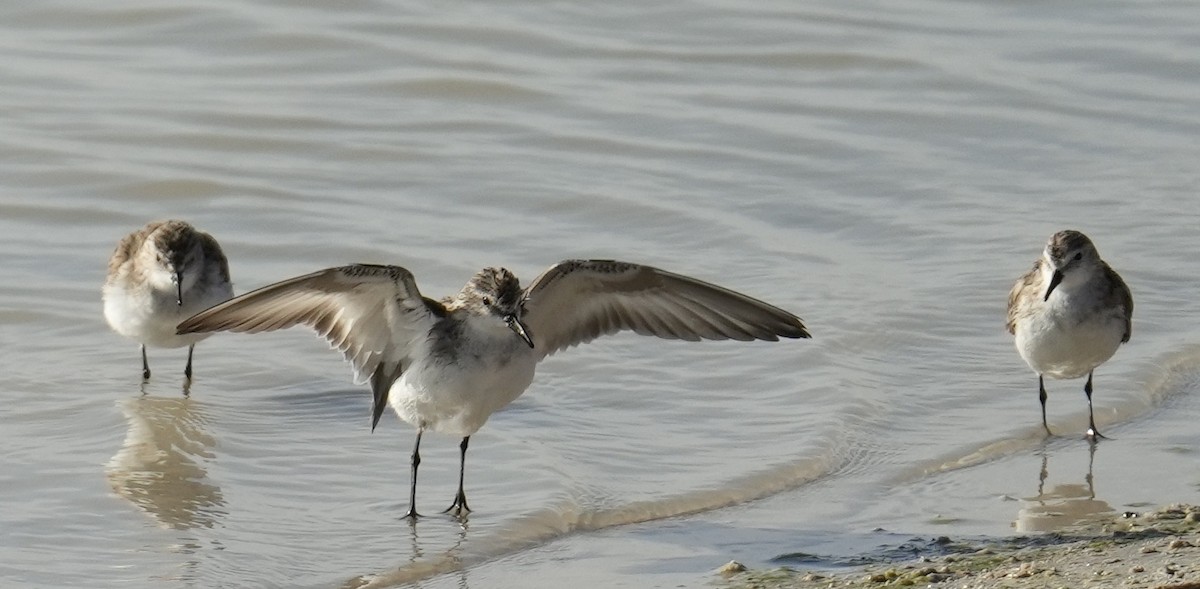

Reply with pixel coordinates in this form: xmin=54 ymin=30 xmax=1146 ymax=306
xmin=3 ymin=1 xmax=1200 ymax=587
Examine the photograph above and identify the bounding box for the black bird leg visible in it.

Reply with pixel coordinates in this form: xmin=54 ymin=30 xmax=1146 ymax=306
xmin=444 ymin=436 xmax=471 ymax=516
xmin=405 ymin=429 xmax=424 ymax=519
xmin=1084 ymin=371 xmax=1107 ymax=441
xmin=1039 ymin=375 xmax=1051 ymax=436
xmin=141 ymin=345 xmax=151 ymax=380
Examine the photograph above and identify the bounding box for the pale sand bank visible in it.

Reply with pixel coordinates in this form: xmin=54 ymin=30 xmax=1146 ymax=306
xmin=718 ymin=505 xmax=1200 ymax=589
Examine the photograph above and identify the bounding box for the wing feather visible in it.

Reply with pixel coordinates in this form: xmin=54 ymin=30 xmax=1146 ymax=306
xmin=176 ymin=264 xmax=437 ymax=384
xmin=1007 ymin=259 xmax=1041 ymax=335
xmin=668 ymin=293 xmax=753 ymax=339
xmin=1103 ymin=261 xmax=1133 ymax=343
xmin=520 ymin=259 xmax=809 ymax=358
xmin=642 ymin=298 xmax=703 ymax=341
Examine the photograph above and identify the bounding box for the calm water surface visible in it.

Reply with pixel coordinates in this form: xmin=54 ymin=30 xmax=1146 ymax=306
xmin=2 ymin=1 xmax=1199 ymax=587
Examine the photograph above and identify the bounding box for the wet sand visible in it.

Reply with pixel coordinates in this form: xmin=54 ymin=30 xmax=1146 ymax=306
xmin=719 ymin=504 xmax=1200 ymax=589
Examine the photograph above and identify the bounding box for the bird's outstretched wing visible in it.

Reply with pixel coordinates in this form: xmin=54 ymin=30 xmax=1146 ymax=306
xmin=177 ymin=264 xmax=440 ymax=429
xmin=518 ymin=259 xmax=809 ymax=359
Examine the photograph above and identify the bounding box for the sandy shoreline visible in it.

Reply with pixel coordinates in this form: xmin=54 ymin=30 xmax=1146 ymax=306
xmin=718 ymin=505 xmax=1200 ymax=589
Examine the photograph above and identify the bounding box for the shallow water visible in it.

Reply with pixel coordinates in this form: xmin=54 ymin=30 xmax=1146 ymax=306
xmin=2 ymin=0 xmax=1200 ymax=587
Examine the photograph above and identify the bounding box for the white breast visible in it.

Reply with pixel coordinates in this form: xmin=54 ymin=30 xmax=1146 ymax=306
xmin=103 ymin=278 xmax=233 ymax=349
xmin=387 ymin=317 xmax=538 ymax=436
xmin=1014 ymin=295 xmax=1126 ymax=380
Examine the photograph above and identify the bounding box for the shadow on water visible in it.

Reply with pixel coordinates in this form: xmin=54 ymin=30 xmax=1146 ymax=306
xmin=890 ymin=344 xmax=1200 ymax=486
xmin=105 ymin=388 xmax=226 ymax=530
xmin=766 ymin=443 xmax=1114 ymax=570
xmin=341 ymin=431 xmax=849 ymax=589
xmin=758 ymin=345 xmax=1200 ymax=572
xmin=336 ymin=346 xmax=1200 ymax=588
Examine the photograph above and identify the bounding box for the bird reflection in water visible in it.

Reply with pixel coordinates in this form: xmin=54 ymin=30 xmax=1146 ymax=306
xmin=339 ymin=520 xmax=471 ymax=589
xmin=1013 ymin=443 xmax=1113 ymax=533
xmin=106 ymin=392 xmax=226 ymax=530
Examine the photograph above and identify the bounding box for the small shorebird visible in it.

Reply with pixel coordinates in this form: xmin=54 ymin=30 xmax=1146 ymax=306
xmin=178 ymin=259 xmax=809 ymax=518
xmin=104 ymin=220 xmax=234 ymax=380
xmin=1007 ymin=230 xmax=1133 ymax=440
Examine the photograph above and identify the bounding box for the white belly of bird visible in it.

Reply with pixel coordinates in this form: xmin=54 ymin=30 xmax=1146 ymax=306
xmin=389 ymin=341 xmax=538 ymax=437
xmin=103 ymin=284 xmax=225 ymax=348
xmin=1015 ymin=310 xmax=1125 ymax=380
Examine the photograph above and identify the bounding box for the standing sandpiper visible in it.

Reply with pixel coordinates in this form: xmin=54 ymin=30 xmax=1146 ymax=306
xmin=1007 ymin=230 xmax=1133 ymax=441
xmin=104 ymin=220 xmax=234 ymax=380
xmin=178 ymin=259 xmax=809 ymax=518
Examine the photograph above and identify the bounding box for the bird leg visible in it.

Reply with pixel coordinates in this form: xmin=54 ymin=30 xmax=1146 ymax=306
xmin=404 ymin=429 xmax=424 ymax=519
xmin=443 ymin=436 xmax=471 ymax=516
xmin=1084 ymin=372 xmax=1107 ymax=441
xmin=141 ymin=345 xmax=151 ymax=380
xmin=1038 ymin=375 xmax=1051 ymax=437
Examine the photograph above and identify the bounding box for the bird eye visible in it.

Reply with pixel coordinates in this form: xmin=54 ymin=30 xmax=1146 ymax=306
xmin=1073 ymin=253 xmax=1082 ymax=261
xmin=482 ymin=296 xmax=492 ymax=306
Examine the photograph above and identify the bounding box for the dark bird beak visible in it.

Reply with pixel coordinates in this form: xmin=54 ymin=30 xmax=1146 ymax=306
xmin=174 ymin=271 xmax=184 ymax=306
xmin=506 ymin=314 xmax=535 ymax=348
xmin=1044 ymin=269 xmax=1064 ymax=302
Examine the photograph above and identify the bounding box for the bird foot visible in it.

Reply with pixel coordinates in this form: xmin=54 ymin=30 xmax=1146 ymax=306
xmin=442 ymin=505 xmax=470 ymax=518
xmin=442 ymin=495 xmax=471 ymax=517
